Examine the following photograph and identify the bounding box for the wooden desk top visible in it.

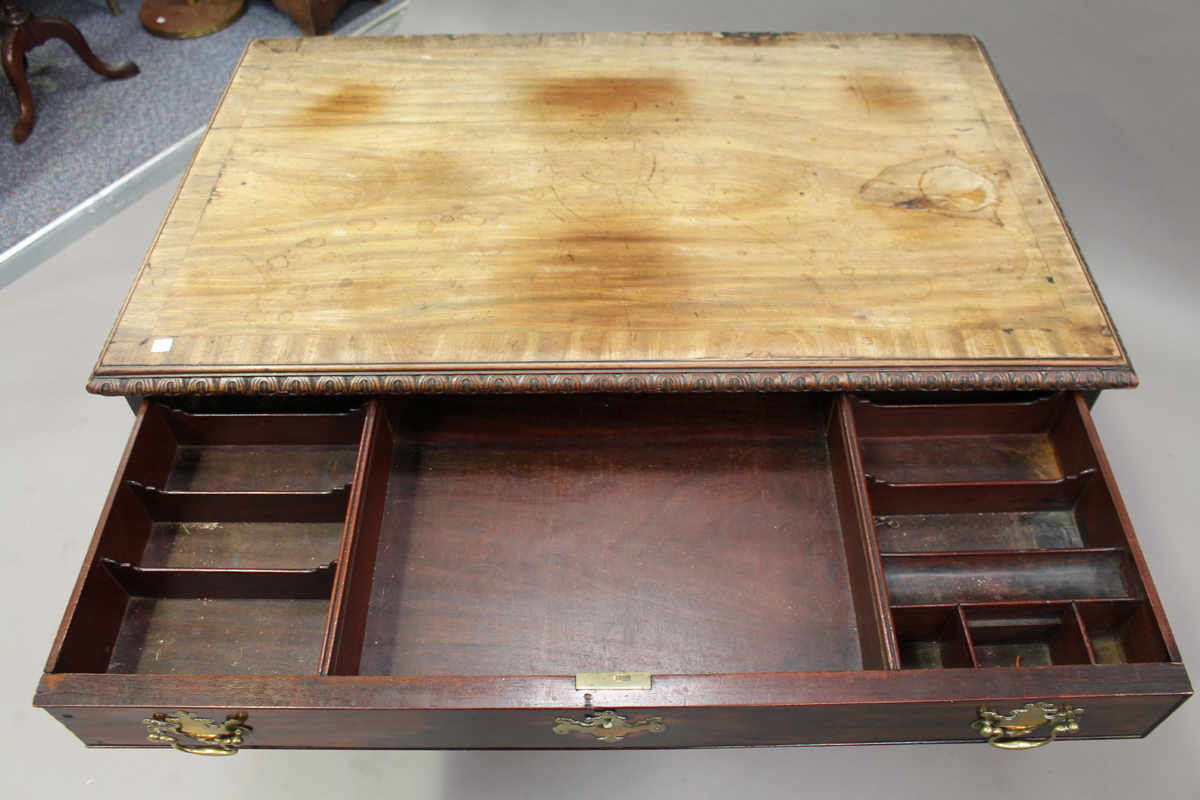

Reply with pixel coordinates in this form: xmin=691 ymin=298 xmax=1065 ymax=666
xmin=90 ymin=32 xmax=1132 ymax=396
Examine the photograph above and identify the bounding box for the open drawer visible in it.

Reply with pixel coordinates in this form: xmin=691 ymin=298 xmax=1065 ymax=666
xmin=35 ymin=391 xmax=1189 ymax=751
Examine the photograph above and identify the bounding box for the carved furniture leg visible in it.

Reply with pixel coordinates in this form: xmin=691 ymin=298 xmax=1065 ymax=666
xmin=2 ymin=25 xmax=36 ymax=142
xmin=25 ymin=17 xmax=139 ymax=80
xmin=1 ymin=0 xmax=138 ymax=143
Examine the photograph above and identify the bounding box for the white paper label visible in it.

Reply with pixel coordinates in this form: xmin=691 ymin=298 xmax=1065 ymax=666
xmin=151 ymin=338 xmax=174 ymax=353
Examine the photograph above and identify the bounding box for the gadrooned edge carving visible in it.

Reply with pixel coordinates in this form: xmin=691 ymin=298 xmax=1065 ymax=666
xmin=87 ymin=367 xmax=1138 ymax=396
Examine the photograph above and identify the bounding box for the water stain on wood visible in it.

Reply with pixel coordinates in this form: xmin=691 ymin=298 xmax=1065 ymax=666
xmin=849 ymin=73 xmax=922 ymax=116
xmin=302 ymin=82 xmax=386 ymax=126
xmin=542 ymin=230 xmax=691 ymax=326
xmin=529 ymin=77 xmax=684 ymax=115
xmin=554 ymin=231 xmax=677 ymax=270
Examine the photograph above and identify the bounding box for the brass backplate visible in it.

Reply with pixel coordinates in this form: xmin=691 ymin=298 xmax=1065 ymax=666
xmin=575 ymin=672 xmax=653 ymax=690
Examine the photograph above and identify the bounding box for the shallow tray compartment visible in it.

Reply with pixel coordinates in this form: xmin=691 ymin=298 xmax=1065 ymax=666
xmin=101 ymin=554 xmax=335 ymax=676
xmin=882 ymin=550 xmax=1131 ymax=606
xmin=892 ymin=606 xmax=975 ymax=669
xmin=353 ymin=393 xmax=868 ymax=677
xmin=867 ymin=473 xmax=1108 ymax=552
xmin=156 ymin=404 xmax=365 ymax=493
xmin=1077 ymin=600 xmax=1171 ymax=665
xmin=106 ymin=596 xmax=331 ymax=676
xmin=139 ymin=521 xmax=346 ymax=571
xmin=129 ymin=482 xmax=350 ymax=570
xmin=852 ymin=394 xmax=1100 ymax=484
xmin=964 ymin=603 xmax=1093 ymax=668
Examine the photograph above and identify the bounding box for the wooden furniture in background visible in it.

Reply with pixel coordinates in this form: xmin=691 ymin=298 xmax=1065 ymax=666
xmin=35 ymin=33 xmax=1190 ymax=752
xmin=1 ymin=0 xmax=138 ymax=143
xmin=138 ymin=0 xmax=246 ymax=40
xmin=271 ymin=0 xmax=370 ymax=36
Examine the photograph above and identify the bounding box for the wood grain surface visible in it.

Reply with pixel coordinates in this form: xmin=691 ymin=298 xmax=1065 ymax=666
xmin=90 ymin=32 xmax=1131 ymax=395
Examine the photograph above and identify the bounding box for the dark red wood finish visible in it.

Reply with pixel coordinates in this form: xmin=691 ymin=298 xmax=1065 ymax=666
xmin=36 ymin=665 xmax=1190 ymax=748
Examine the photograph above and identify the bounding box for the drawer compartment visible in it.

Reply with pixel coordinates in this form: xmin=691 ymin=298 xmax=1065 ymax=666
xmin=881 ymin=550 xmax=1130 ymax=605
xmin=355 ymin=394 xmax=862 ymax=678
xmin=106 ymin=597 xmax=331 ymax=676
xmin=846 ymin=392 xmax=1175 ymax=676
xmin=151 ymin=405 xmax=363 ymax=493
xmin=37 ymin=392 xmax=1189 ymax=749
xmin=853 ymin=394 xmax=1096 ymax=483
xmin=866 ymin=472 xmax=1108 ymax=552
xmin=47 ymin=400 xmax=372 ymax=676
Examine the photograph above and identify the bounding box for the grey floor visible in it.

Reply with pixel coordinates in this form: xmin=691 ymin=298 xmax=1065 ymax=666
xmin=3 ymin=2 xmax=1199 ymax=797
xmin=0 ymin=0 xmax=408 ymax=270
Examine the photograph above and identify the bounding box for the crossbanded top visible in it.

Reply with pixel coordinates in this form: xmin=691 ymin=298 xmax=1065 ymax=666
xmin=89 ymin=32 xmax=1132 ymax=395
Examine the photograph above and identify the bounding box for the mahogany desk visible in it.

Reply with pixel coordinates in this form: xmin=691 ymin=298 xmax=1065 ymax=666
xmin=35 ymin=33 xmax=1190 ymax=754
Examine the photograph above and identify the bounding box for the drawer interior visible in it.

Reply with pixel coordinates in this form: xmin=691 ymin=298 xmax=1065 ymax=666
xmin=51 ymin=401 xmax=369 ymax=675
xmin=854 ymin=394 xmax=1087 ymax=483
xmin=851 ymin=394 xmax=1171 ymax=670
xmin=359 ymin=394 xmax=860 ymax=677
xmin=48 ymin=392 xmax=1174 ymax=678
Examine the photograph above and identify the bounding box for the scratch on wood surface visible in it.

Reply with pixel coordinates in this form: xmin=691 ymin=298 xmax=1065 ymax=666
xmin=551 ymin=185 xmax=606 ymax=230
xmin=704 ymin=201 xmax=814 ymax=284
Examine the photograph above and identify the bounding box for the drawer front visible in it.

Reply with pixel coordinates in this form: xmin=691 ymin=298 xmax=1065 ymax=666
xmin=42 ymin=694 xmax=1188 ymax=751
xmin=38 ymin=666 xmax=1191 ymax=750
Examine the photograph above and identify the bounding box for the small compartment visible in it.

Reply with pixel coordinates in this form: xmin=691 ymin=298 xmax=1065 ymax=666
xmin=882 ymin=549 xmax=1130 ymax=606
xmin=156 ymin=404 xmax=366 ymax=493
xmin=140 ymin=521 xmax=345 ymax=571
xmin=868 ymin=472 xmax=1098 ymax=552
xmin=851 ymin=393 xmax=1097 ymax=484
xmin=1077 ymin=600 xmax=1171 ymax=665
xmin=892 ymin=606 xmax=975 ymax=669
xmin=130 ymin=481 xmax=350 ymax=570
xmin=100 ymin=557 xmax=336 ymax=675
xmin=965 ymin=604 xmax=1092 ymax=668
xmin=106 ymin=597 xmax=330 ymax=675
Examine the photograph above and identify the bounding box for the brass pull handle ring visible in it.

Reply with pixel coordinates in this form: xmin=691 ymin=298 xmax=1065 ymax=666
xmin=972 ymin=702 xmax=1082 ymax=750
xmin=144 ymin=711 xmax=251 ymax=756
xmin=165 ymin=741 xmax=243 ymax=756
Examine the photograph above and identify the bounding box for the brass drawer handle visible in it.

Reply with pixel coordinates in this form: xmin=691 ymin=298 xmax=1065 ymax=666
xmin=144 ymin=711 xmax=251 ymax=755
xmin=972 ymin=702 xmax=1083 ymax=749
xmin=552 ymin=710 xmax=666 ymax=742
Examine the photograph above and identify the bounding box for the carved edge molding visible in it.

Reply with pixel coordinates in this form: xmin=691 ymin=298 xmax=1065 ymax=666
xmin=88 ymin=367 xmax=1138 ymax=396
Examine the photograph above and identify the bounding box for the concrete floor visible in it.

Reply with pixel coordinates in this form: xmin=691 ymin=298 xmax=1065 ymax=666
xmin=3 ymin=2 xmax=1199 ymax=798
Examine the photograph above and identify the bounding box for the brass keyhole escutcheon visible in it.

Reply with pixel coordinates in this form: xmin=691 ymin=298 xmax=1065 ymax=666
xmin=972 ymin=702 xmax=1082 ymax=749
xmin=144 ymin=711 xmax=251 ymax=755
xmin=552 ymin=710 xmax=666 ymax=742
